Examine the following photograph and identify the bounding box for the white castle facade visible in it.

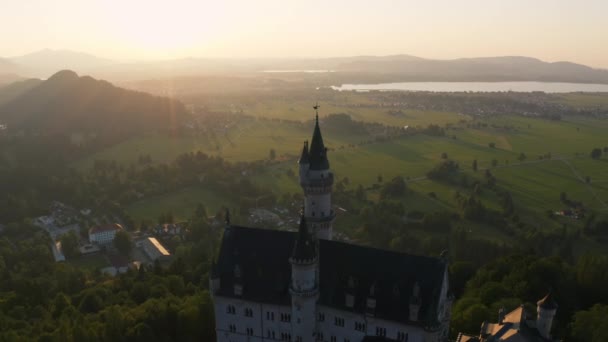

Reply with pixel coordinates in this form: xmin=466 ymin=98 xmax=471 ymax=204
xmin=210 ymin=109 xmax=452 ymax=342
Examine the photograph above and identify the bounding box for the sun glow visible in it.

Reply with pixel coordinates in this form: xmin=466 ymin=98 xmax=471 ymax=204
xmin=97 ymin=1 xmax=233 ymax=59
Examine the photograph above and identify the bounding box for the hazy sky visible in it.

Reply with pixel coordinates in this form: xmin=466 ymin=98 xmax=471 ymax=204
xmin=1 ymin=0 xmax=607 ymax=68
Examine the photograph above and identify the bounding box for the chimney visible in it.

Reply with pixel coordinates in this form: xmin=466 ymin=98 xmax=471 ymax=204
xmin=345 ymin=276 xmax=355 ymax=309
xmin=498 ymin=307 xmax=506 ymax=324
xmin=366 ymin=282 xmax=376 ymax=316
xmin=233 ymin=264 xmax=243 ymax=297
xmin=409 ymin=282 xmax=421 ymax=322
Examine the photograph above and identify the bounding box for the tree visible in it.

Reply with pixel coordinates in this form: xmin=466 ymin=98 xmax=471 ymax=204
xmin=472 ymin=159 xmax=478 ymax=172
xmin=380 ymin=176 xmax=407 ymax=199
xmin=377 ymin=174 xmax=383 ymax=183
xmin=491 ymin=159 xmax=498 ymax=168
xmin=488 ymin=142 xmax=496 ymax=148
xmin=269 ymin=148 xmax=276 ymax=160
xmin=113 ymin=230 xmax=133 ymax=256
xmin=60 ymin=231 xmax=79 ymax=258
xmin=441 ymin=152 xmax=448 ymax=159
xmin=590 ymin=148 xmax=602 ymax=160
xmin=518 ymin=152 xmax=527 ymax=161
xmin=570 ymin=304 xmax=608 ymax=342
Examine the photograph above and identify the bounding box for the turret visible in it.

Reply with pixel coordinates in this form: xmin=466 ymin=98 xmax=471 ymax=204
xmin=536 ymin=291 xmax=558 ymax=339
xmin=299 ymin=105 xmax=335 ymax=240
xmin=290 ymin=215 xmax=319 ymax=342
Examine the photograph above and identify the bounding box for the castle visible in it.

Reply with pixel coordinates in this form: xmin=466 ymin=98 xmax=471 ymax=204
xmin=210 ymin=108 xmax=452 ymax=341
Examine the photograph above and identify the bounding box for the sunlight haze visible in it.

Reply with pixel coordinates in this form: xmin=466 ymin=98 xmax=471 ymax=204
xmin=1 ymin=0 xmax=607 ymax=67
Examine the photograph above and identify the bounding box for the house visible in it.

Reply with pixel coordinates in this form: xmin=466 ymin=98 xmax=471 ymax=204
xmin=456 ymin=292 xmax=558 ymax=342
xmin=141 ymin=237 xmax=171 ymax=262
xmin=89 ymin=223 xmax=123 ymax=245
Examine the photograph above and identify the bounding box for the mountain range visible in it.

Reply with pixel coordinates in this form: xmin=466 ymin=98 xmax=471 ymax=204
xmin=2 ymin=49 xmax=608 ymax=84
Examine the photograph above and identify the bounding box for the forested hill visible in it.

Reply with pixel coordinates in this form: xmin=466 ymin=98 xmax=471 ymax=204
xmin=0 ymin=70 xmax=189 ymax=138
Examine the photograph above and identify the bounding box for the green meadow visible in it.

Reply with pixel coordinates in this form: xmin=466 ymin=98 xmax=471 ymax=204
xmin=76 ymin=96 xmax=608 ymax=239
xmin=126 ymin=186 xmax=235 ymax=223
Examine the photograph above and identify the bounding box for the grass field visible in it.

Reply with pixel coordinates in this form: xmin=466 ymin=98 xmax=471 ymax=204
xmin=126 ymin=186 xmax=235 ymax=222
xmin=74 ymin=95 xmax=608 ymax=241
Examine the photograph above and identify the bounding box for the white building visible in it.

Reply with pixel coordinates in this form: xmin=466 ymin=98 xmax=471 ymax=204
xmin=210 ymin=108 xmax=452 ymax=342
xmin=89 ymin=223 xmax=123 ymax=245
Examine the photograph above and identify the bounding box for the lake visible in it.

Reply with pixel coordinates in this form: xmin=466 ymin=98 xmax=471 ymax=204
xmin=331 ymin=81 xmax=608 ymax=93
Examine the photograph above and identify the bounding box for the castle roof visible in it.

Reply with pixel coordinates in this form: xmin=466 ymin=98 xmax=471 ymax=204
xmin=308 ymin=115 xmax=329 ymax=170
xmin=214 ymin=225 xmax=447 ymax=327
xmin=298 ymin=141 xmax=309 ymax=165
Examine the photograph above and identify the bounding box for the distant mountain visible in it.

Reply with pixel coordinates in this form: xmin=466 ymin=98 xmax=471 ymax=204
xmin=0 ymin=70 xmax=188 ymax=140
xmin=328 ymin=55 xmax=608 ymax=83
xmin=3 ymin=49 xmax=608 ymax=84
xmin=9 ymin=49 xmax=115 ymax=78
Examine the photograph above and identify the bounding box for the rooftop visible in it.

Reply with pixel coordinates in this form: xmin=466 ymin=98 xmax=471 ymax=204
xmin=89 ymin=223 xmax=123 ymax=234
xmin=145 ymin=237 xmax=170 ymax=256
xmin=215 ymin=225 xmax=447 ymax=327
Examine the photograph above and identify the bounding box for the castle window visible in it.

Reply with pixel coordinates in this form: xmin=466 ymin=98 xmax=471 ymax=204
xmin=246 ymin=327 xmax=253 ymax=336
xmin=226 ymin=305 xmax=236 ymax=314
xmin=331 ymin=336 xmax=336 ymax=342
xmin=375 ymin=327 xmax=386 ymax=337
xmin=344 ymin=339 xmax=350 ymax=342
xmin=244 ymin=308 xmax=253 ymax=317
xmin=229 ymin=324 xmax=236 ymax=333
xmin=318 ymin=312 xmax=325 ymax=322
xmin=397 ymin=332 xmax=410 ymax=341
xmin=355 ymin=322 xmax=366 ymax=331
xmin=334 ymin=317 xmax=344 ymax=327
xmin=317 ymin=332 xmax=324 ymax=341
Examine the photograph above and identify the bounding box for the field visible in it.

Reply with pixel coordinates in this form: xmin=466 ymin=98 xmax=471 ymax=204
xmin=126 ymin=186 xmax=235 ymax=223
xmin=74 ymin=94 xmax=608 ymax=240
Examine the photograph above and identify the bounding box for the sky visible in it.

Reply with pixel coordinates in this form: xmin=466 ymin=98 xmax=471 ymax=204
xmin=1 ymin=0 xmax=607 ymax=68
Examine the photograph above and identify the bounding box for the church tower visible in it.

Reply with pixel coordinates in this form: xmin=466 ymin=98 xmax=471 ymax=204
xmin=289 ymin=215 xmax=319 ymax=342
xmin=536 ymin=291 xmax=558 ymax=339
xmin=299 ymin=105 xmax=335 ymax=240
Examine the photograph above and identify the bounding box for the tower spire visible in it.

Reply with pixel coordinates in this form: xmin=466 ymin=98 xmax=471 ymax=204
xmin=313 ymin=102 xmax=319 ymax=123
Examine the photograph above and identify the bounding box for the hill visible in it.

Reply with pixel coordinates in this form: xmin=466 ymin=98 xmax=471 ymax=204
xmin=0 ymin=70 xmax=189 ymax=140
xmin=0 ymin=78 xmax=42 ymax=106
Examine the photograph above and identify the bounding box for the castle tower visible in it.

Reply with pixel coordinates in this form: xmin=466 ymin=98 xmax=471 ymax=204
xmin=536 ymin=291 xmax=558 ymax=339
xmin=299 ymin=105 xmax=335 ymax=240
xmin=289 ymin=215 xmax=319 ymax=342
